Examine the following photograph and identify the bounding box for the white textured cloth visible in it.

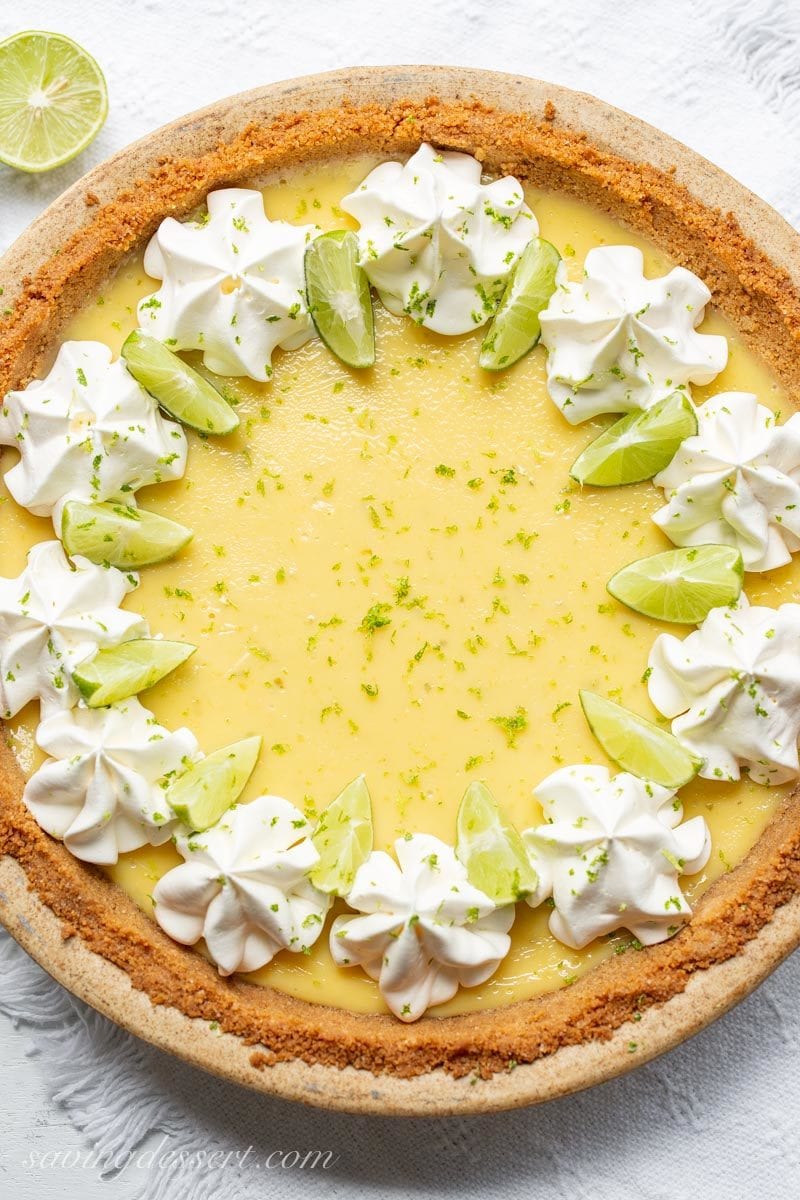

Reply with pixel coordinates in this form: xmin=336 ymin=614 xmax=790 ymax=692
xmin=2 ymin=0 xmax=800 ymax=1196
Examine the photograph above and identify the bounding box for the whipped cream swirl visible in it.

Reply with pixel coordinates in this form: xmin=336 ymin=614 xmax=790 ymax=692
xmin=0 ymin=540 xmax=144 ymax=719
xmin=648 ymin=596 xmax=800 ymax=784
xmin=0 ymin=341 xmax=187 ymax=529
xmin=653 ymin=391 xmax=800 ymax=572
xmin=152 ymin=795 xmax=330 ymax=975
xmin=341 ymin=143 xmax=537 ymax=336
xmin=138 ymin=189 xmax=318 ymax=381
xmin=523 ymin=765 xmax=710 ymax=949
xmin=23 ymin=698 xmax=198 ymax=865
xmin=539 ymin=246 xmax=727 ymax=423
xmin=329 ymin=833 xmax=513 ymax=1021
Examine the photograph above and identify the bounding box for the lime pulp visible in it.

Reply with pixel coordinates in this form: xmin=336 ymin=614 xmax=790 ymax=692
xmin=570 ymin=392 xmax=698 ymax=487
xmin=304 ymin=231 xmax=375 ymax=369
xmin=309 ymin=775 xmax=373 ymax=896
xmin=580 ymin=690 xmax=702 ymax=788
xmin=166 ymin=736 xmax=262 ymax=832
xmin=122 ymin=331 xmax=239 ymax=435
xmin=73 ymin=639 xmax=196 ymax=708
xmin=607 ymin=545 xmax=744 ymax=624
xmin=456 ymin=781 xmax=537 ymax=904
xmin=479 ymin=238 xmax=561 ymax=371
xmin=60 ymin=500 xmax=193 ymax=569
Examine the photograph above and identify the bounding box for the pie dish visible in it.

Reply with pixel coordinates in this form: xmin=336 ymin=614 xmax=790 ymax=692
xmin=1 ymin=65 xmax=800 ymax=1114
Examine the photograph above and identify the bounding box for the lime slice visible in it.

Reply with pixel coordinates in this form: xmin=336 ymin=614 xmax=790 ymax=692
xmin=608 ymin=545 xmax=744 ymax=624
xmin=122 ymin=331 xmax=239 ymax=435
xmin=167 ymin=736 xmax=262 ymax=832
xmin=479 ymin=238 xmax=561 ymax=371
xmin=456 ymin=781 xmax=537 ymax=905
xmin=570 ymin=392 xmax=698 ymax=486
xmin=61 ymin=500 xmax=193 ymax=568
xmin=580 ymin=690 xmax=702 ymax=788
xmin=73 ymin=639 xmax=196 ymax=708
xmin=0 ymin=31 xmax=107 ymax=173
xmin=305 ymin=231 xmax=375 ymax=369
xmin=309 ymin=774 xmax=373 ymax=896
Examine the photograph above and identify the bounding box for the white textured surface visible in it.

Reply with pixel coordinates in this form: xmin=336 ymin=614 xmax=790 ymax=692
xmin=2 ymin=0 xmax=800 ymax=1196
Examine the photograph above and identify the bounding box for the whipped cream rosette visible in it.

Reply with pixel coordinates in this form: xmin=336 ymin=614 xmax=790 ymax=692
xmin=539 ymin=245 xmax=727 ymax=423
xmin=341 ymin=143 xmax=537 ymax=336
xmin=138 ymin=188 xmax=318 ymax=381
xmin=0 ymin=341 xmax=187 ymax=531
xmin=523 ymin=765 xmax=710 ymax=949
xmin=329 ymin=833 xmax=513 ymax=1021
xmin=0 ymin=540 xmax=145 ymax=719
xmin=23 ymin=697 xmax=198 ymax=865
xmin=648 ymin=596 xmax=800 ymax=784
xmin=653 ymin=391 xmax=800 ymax=572
xmin=152 ymin=794 xmax=331 ymax=976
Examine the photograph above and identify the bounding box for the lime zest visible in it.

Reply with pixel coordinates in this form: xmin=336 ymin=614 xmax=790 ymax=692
xmin=456 ymin=780 xmax=537 ymax=904
xmin=73 ymin=639 xmax=196 ymax=708
xmin=309 ymin=774 xmax=373 ymax=896
xmin=305 ymin=231 xmax=375 ymax=369
xmin=579 ymin=690 xmax=703 ymax=788
xmin=479 ymin=238 xmax=561 ymax=371
xmin=60 ymin=500 xmax=193 ymax=568
xmin=122 ymin=330 xmax=239 ymax=435
xmin=166 ymin=736 xmax=262 ymax=832
xmin=570 ymin=392 xmax=698 ymax=487
xmin=607 ymin=545 xmax=744 ymax=624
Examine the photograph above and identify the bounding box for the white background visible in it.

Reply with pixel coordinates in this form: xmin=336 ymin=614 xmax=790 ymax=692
xmin=2 ymin=1 xmax=800 ymax=1197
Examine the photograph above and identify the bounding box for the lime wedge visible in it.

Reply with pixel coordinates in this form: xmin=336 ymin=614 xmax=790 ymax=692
xmin=608 ymin=545 xmax=744 ymax=624
xmin=73 ymin=639 xmax=196 ymax=708
xmin=121 ymin=331 xmax=239 ymax=435
xmin=570 ymin=392 xmax=698 ymax=486
xmin=309 ymin=775 xmax=373 ymax=896
xmin=0 ymin=31 xmax=108 ymax=173
xmin=456 ymin=781 xmax=537 ymax=904
xmin=479 ymin=238 xmax=561 ymax=371
xmin=167 ymin=736 xmax=262 ymax=832
xmin=61 ymin=500 xmax=193 ymax=568
xmin=305 ymin=231 xmax=375 ymax=369
xmin=580 ymin=690 xmax=702 ymax=788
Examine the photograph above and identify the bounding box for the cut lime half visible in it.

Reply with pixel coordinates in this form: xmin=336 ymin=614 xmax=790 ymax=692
xmin=61 ymin=500 xmax=193 ymax=568
xmin=580 ymin=690 xmax=702 ymax=788
xmin=0 ymin=31 xmax=107 ymax=173
xmin=309 ymin=774 xmax=373 ymax=896
xmin=570 ymin=392 xmax=698 ymax=487
xmin=167 ymin=736 xmax=262 ymax=832
xmin=456 ymin=781 xmax=537 ymax=905
xmin=608 ymin=545 xmax=744 ymax=624
xmin=479 ymin=238 xmax=561 ymax=371
xmin=73 ymin=639 xmax=196 ymax=708
xmin=122 ymin=331 xmax=239 ymax=435
xmin=305 ymin=231 xmax=375 ymax=369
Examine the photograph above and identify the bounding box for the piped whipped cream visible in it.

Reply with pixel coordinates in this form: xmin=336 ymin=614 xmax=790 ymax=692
xmin=329 ymin=833 xmax=513 ymax=1021
xmin=539 ymin=246 xmax=728 ymax=423
xmin=152 ymin=794 xmax=330 ymax=975
xmin=138 ymin=189 xmax=318 ymax=381
xmin=341 ymin=143 xmax=537 ymax=336
xmin=653 ymin=391 xmax=800 ymax=572
xmin=0 ymin=341 xmax=187 ymax=529
xmin=648 ymin=596 xmax=800 ymax=784
xmin=23 ymin=698 xmax=198 ymax=865
xmin=0 ymin=540 xmax=144 ymax=719
xmin=523 ymin=765 xmax=710 ymax=949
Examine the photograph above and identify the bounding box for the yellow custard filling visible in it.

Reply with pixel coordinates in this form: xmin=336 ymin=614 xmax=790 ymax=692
xmin=1 ymin=158 xmax=795 ymax=1017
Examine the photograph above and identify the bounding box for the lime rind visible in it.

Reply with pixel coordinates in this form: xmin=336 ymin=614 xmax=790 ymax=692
xmin=456 ymin=780 xmax=537 ymax=904
xmin=607 ymin=545 xmax=744 ymax=624
xmin=60 ymin=500 xmax=193 ymax=568
xmin=310 ymin=774 xmax=373 ymax=896
xmin=570 ymin=392 xmax=698 ymax=487
xmin=122 ymin=330 xmax=239 ymax=435
xmin=305 ymin=230 xmax=375 ymax=369
xmin=579 ymin=690 xmax=702 ymax=788
xmin=73 ymin=639 xmax=196 ymax=708
xmin=479 ymin=238 xmax=561 ymax=372
xmin=166 ymin=736 xmax=262 ymax=832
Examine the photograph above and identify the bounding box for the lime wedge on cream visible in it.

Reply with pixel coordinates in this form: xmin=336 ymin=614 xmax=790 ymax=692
xmin=61 ymin=500 xmax=193 ymax=568
xmin=309 ymin=774 xmax=373 ymax=896
xmin=167 ymin=737 xmax=262 ymax=832
xmin=73 ymin=639 xmax=196 ymax=708
xmin=122 ymin=330 xmax=239 ymax=435
xmin=305 ymin=231 xmax=375 ymax=368
xmin=608 ymin=545 xmax=744 ymax=624
xmin=570 ymin=392 xmax=697 ymax=486
xmin=479 ymin=238 xmax=561 ymax=371
xmin=456 ymin=781 xmax=537 ymax=904
xmin=580 ymin=690 xmax=702 ymax=788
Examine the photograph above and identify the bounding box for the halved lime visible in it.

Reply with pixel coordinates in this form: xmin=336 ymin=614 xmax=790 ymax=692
xmin=309 ymin=774 xmax=373 ymax=896
xmin=305 ymin=231 xmax=375 ymax=369
xmin=61 ymin=500 xmax=193 ymax=568
xmin=580 ymin=690 xmax=702 ymax=788
xmin=73 ymin=639 xmax=196 ymax=708
xmin=570 ymin=392 xmax=698 ymax=487
xmin=456 ymin=781 xmax=537 ymax=905
xmin=167 ymin=736 xmax=262 ymax=832
xmin=0 ymin=31 xmax=107 ymax=173
xmin=479 ymin=238 xmax=561 ymax=371
xmin=608 ymin=545 xmax=744 ymax=624
xmin=122 ymin=331 xmax=239 ymax=435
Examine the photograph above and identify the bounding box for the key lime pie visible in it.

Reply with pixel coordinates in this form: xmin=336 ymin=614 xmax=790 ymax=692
xmin=2 ymin=68 xmax=800 ymax=1111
